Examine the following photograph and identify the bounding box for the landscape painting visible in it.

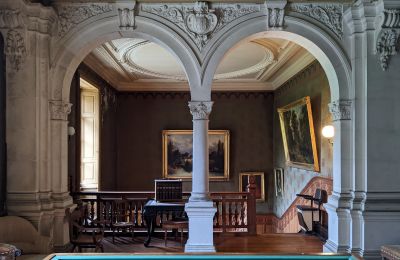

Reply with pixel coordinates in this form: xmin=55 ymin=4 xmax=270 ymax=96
xmin=277 ymin=96 xmax=319 ymax=172
xmin=162 ymin=130 xmax=230 ymax=180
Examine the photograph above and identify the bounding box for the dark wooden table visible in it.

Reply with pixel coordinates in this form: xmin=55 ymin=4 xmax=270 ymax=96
xmin=142 ymin=200 xmax=185 ymax=247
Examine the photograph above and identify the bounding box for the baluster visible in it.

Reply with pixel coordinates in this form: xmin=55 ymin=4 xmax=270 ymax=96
xmin=215 ymin=200 xmax=220 ymax=227
xmin=90 ymin=201 xmax=95 ymax=226
xmin=240 ymin=200 xmax=245 ymax=226
xmin=140 ymin=201 xmax=145 ymax=227
xmin=228 ymin=202 xmax=233 ymax=227
xmin=222 ymin=198 xmax=226 ymax=233
xmin=134 ymin=201 xmax=139 ymax=227
xmin=234 ymin=202 xmax=239 ymax=227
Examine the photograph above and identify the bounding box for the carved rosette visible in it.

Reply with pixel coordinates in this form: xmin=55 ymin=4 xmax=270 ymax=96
xmin=188 ymin=101 xmax=213 ymax=120
xmin=49 ymin=100 xmax=72 ymax=121
xmin=5 ymin=30 xmax=26 ymax=71
xmin=56 ymin=4 xmax=113 ymax=37
xmin=289 ymin=3 xmax=343 ymax=39
xmin=141 ymin=2 xmax=260 ymax=51
xmin=117 ymin=1 xmax=136 ymax=30
xmin=328 ymin=100 xmax=352 ymax=121
xmin=376 ymin=9 xmax=400 ymax=71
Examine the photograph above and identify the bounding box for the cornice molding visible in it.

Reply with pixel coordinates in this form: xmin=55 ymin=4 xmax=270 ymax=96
xmin=55 ymin=3 xmax=113 ymax=38
xmin=141 ymin=2 xmax=260 ymax=51
xmin=328 ymin=99 xmax=352 ymax=121
xmin=49 ymin=100 xmax=72 ymax=121
xmin=188 ymin=101 xmax=213 ymax=120
xmin=376 ymin=9 xmax=400 ymax=71
xmin=288 ymin=3 xmax=343 ymax=39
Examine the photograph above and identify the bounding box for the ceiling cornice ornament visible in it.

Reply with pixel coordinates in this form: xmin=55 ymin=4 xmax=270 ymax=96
xmin=328 ymin=99 xmax=352 ymax=121
xmin=188 ymin=101 xmax=213 ymax=120
xmin=5 ymin=29 xmax=26 ymax=71
xmin=265 ymin=1 xmax=286 ymax=30
xmin=49 ymin=100 xmax=72 ymax=121
xmin=141 ymin=2 xmax=260 ymax=51
xmin=56 ymin=4 xmax=113 ymax=38
xmin=0 ymin=9 xmax=24 ymax=29
xmin=376 ymin=9 xmax=400 ymax=71
xmin=117 ymin=1 xmax=136 ymax=30
xmin=289 ymin=3 xmax=343 ymax=39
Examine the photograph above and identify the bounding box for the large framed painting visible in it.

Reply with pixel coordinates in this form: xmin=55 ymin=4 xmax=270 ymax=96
xmin=277 ymin=96 xmax=320 ymax=172
xmin=162 ymin=130 xmax=230 ymax=181
xmin=239 ymin=172 xmax=265 ymax=202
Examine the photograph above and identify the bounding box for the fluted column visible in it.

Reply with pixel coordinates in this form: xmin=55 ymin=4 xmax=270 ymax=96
xmin=185 ymin=101 xmax=217 ymax=253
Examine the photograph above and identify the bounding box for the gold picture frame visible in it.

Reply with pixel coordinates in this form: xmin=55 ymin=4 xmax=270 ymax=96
xmin=239 ymin=172 xmax=265 ymax=202
xmin=162 ymin=130 xmax=230 ymax=181
xmin=277 ymin=96 xmax=320 ymax=172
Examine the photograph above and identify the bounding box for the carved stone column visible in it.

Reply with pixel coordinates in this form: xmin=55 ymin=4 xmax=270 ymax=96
xmin=185 ymin=101 xmax=217 ymax=253
xmin=324 ymin=100 xmax=354 ymax=254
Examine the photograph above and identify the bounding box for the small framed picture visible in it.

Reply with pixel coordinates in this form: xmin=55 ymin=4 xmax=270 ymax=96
xmin=239 ymin=172 xmax=265 ymax=202
xmin=274 ymin=168 xmax=284 ymax=197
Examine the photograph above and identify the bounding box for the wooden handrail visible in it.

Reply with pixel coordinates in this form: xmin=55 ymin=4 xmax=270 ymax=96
xmin=71 ymin=191 xmax=256 ymax=234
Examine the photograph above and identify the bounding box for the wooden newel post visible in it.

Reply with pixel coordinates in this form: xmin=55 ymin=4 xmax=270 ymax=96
xmin=246 ymin=175 xmax=257 ymax=235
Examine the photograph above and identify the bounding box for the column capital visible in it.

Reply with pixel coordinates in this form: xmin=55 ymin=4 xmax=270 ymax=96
xmin=188 ymin=101 xmax=213 ymax=120
xmin=49 ymin=100 xmax=72 ymax=121
xmin=328 ymin=99 xmax=352 ymax=121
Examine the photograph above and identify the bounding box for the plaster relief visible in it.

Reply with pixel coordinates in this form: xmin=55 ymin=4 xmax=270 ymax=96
xmin=188 ymin=101 xmax=213 ymax=120
xmin=328 ymin=100 xmax=352 ymax=121
xmin=0 ymin=9 xmax=24 ymax=29
xmin=49 ymin=100 xmax=72 ymax=121
xmin=376 ymin=9 xmax=400 ymax=71
xmin=141 ymin=2 xmax=259 ymax=51
xmin=289 ymin=3 xmax=343 ymax=39
xmin=56 ymin=4 xmax=113 ymax=38
xmin=117 ymin=1 xmax=136 ymax=30
xmin=264 ymin=1 xmax=286 ymax=29
xmin=5 ymin=29 xmax=26 ymax=71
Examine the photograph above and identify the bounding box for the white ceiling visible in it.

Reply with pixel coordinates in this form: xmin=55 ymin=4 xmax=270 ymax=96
xmin=83 ymin=37 xmax=316 ymax=91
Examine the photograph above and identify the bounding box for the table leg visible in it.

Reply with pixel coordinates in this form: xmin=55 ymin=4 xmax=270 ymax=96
xmin=144 ymin=214 xmax=156 ymax=247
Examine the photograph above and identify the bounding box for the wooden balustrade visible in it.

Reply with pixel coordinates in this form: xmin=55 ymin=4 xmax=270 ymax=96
xmin=71 ymin=191 xmax=256 ymax=234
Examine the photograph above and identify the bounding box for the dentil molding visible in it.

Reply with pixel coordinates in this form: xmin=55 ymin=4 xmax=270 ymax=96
xmin=141 ymin=2 xmax=260 ymax=51
xmin=328 ymin=100 xmax=352 ymax=121
xmin=56 ymin=3 xmax=113 ymax=38
xmin=289 ymin=3 xmax=343 ymax=39
xmin=49 ymin=100 xmax=72 ymax=121
xmin=376 ymin=9 xmax=400 ymax=71
xmin=188 ymin=101 xmax=213 ymax=120
xmin=5 ymin=29 xmax=26 ymax=72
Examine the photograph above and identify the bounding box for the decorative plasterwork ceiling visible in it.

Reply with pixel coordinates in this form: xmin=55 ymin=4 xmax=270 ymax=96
xmin=84 ymin=37 xmax=315 ymax=91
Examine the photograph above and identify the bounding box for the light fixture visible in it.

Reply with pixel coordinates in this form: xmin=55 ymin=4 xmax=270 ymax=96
xmin=68 ymin=126 xmax=75 ymax=136
xmin=322 ymin=125 xmax=334 ymax=144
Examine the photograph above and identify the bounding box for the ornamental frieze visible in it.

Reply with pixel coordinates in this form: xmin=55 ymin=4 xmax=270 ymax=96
xmin=141 ymin=2 xmax=260 ymax=51
xmin=289 ymin=3 xmax=343 ymax=39
xmin=56 ymin=4 xmax=113 ymax=38
xmin=0 ymin=9 xmax=24 ymax=29
xmin=328 ymin=100 xmax=352 ymax=121
xmin=49 ymin=100 xmax=72 ymax=121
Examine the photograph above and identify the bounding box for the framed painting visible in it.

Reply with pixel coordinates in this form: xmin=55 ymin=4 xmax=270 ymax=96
xmin=277 ymin=96 xmax=320 ymax=172
xmin=162 ymin=130 xmax=230 ymax=181
xmin=239 ymin=172 xmax=265 ymax=202
xmin=274 ymin=168 xmax=284 ymax=197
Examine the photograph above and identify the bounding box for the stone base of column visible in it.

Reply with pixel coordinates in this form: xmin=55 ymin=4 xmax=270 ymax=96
xmin=184 ymin=200 xmax=217 ymax=253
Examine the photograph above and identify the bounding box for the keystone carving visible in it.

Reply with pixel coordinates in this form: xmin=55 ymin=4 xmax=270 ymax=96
xmin=289 ymin=3 xmax=343 ymax=39
xmin=56 ymin=4 xmax=113 ymax=37
xmin=376 ymin=9 xmax=400 ymax=71
xmin=265 ymin=1 xmax=286 ymax=29
xmin=328 ymin=100 xmax=352 ymax=121
xmin=5 ymin=30 xmax=26 ymax=71
xmin=49 ymin=100 xmax=72 ymax=121
xmin=142 ymin=2 xmax=259 ymax=51
xmin=117 ymin=1 xmax=136 ymax=30
xmin=188 ymin=101 xmax=213 ymax=120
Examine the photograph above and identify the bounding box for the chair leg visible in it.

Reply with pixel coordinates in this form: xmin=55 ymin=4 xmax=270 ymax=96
xmin=164 ymin=229 xmax=167 ymax=246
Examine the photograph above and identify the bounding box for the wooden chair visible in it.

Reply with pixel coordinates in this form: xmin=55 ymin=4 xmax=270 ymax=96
xmin=162 ymin=220 xmax=188 ymax=247
xmin=111 ymin=199 xmax=135 ymax=244
xmin=66 ymin=206 xmax=104 ymax=252
xmin=296 ymin=188 xmax=328 ymax=234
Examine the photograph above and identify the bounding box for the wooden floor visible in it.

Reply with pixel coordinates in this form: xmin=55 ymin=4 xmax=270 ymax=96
xmin=100 ymin=233 xmax=324 ymax=254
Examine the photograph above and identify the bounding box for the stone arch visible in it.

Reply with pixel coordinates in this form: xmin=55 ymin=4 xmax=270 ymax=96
xmin=202 ymin=15 xmax=355 ymax=252
xmin=50 ymin=16 xmax=202 ymax=102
